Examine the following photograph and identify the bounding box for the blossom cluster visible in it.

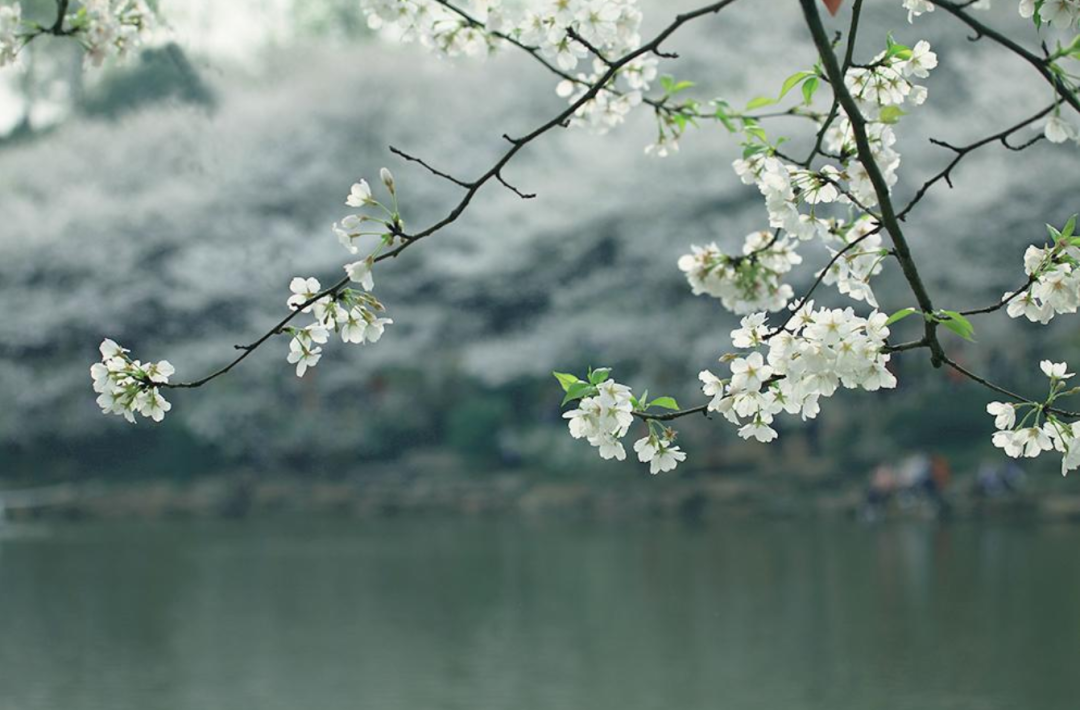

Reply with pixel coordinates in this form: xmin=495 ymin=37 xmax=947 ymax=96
xmin=819 ymin=216 xmax=886 ymax=308
xmin=90 ymin=339 xmax=174 ymax=423
xmin=0 ymin=3 xmax=19 ymax=67
xmin=359 ymin=0 xmax=657 ymax=132
xmin=75 ymin=0 xmax=155 ymax=67
xmin=902 ymin=0 xmax=990 ymax=23
xmin=360 ymin=0 xmax=500 ymax=57
xmin=283 ymin=169 xmax=399 ymax=377
xmin=827 ymin=40 xmax=937 ymax=207
xmin=733 ymin=154 xmax=835 ymax=243
xmin=1019 ymin=0 xmax=1080 ymax=29
xmin=987 ymin=361 xmax=1080 ymax=476
xmin=89 ymin=169 xmax=400 ymax=418
xmin=677 ymin=231 xmax=801 ymax=314
xmin=563 ymin=378 xmax=636 ymax=461
xmin=0 ymin=0 xmax=154 ymax=69
xmin=721 ymin=153 xmax=889 ymax=314
xmin=698 ymin=305 xmax=896 ymax=444
xmin=1005 ymin=219 xmax=1080 ymax=324
xmin=558 ymin=370 xmax=687 ymax=474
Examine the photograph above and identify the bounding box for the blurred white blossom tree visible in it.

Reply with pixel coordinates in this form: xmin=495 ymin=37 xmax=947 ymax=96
xmin=4 ymin=0 xmax=1080 ymax=476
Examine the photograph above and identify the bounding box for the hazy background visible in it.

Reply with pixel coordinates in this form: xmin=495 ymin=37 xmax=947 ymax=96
xmin=1 ymin=0 xmax=1077 ymax=488
xmin=4 ymin=3 xmax=1080 ymax=710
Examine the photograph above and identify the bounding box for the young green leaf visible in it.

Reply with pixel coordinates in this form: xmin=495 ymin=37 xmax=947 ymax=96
xmin=937 ymin=310 xmax=976 ymax=342
xmin=878 ymin=106 xmax=907 ymax=124
xmin=801 ymin=76 xmax=819 ymax=105
xmin=1061 ymin=214 xmax=1077 ymax=240
xmin=745 ymin=95 xmax=777 ymax=111
xmin=779 ymin=70 xmax=816 ymax=99
xmin=649 ymin=396 xmax=680 ymax=411
xmin=588 ymin=367 xmax=612 ymax=385
xmin=553 ymin=371 xmax=581 ymax=392
xmin=885 ymin=307 xmax=917 ymax=326
xmin=562 ymin=381 xmax=595 ymax=406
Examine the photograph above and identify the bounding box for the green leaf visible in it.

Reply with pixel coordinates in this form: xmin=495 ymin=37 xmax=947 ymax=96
xmin=801 ymin=76 xmax=819 ymax=105
xmin=669 ymin=80 xmax=695 ymax=94
xmin=742 ymin=143 xmax=766 ymax=159
xmin=745 ymin=95 xmax=777 ymax=111
xmin=1061 ymin=214 xmax=1077 ymax=240
xmin=649 ymin=396 xmax=680 ymax=411
xmin=779 ymin=70 xmax=816 ymax=99
xmin=562 ymin=381 xmax=595 ymax=406
xmin=878 ymin=106 xmax=907 ymax=124
xmin=713 ymin=100 xmax=737 ymax=132
xmin=744 ymin=125 xmax=768 ymax=142
xmin=884 ymin=35 xmax=912 ymax=61
xmin=553 ymin=371 xmax=581 ymax=392
xmin=937 ymin=310 xmax=976 ymax=342
xmin=588 ymin=367 xmax=611 ymax=385
xmin=885 ymin=307 xmax=917 ymax=326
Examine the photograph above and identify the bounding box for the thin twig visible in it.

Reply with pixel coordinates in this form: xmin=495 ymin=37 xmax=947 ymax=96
xmin=764 ymin=225 xmax=882 ymax=340
xmin=898 ymin=104 xmax=1054 ymax=220
xmin=928 ymin=0 xmax=1080 ymax=115
xmin=389 ymin=146 xmax=472 ymax=189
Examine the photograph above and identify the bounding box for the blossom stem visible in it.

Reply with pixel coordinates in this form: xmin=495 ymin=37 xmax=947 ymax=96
xmin=801 ymin=0 xmax=946 ymax=367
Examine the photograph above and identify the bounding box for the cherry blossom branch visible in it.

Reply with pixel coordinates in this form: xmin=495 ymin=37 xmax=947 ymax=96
xmin=633 ymin=375 xmax=785 ymax=422
xmin=634 ymin=404 xmax=710 ymax=422
xmin=928 ymin=0 xmax=1080 ymax=115
xmin=20 ymin=0 xmax=77 ymax=43
xmin=898 ymin=103 xmax=1054 ymax=220
xmin=801 ymin=0 xmax=946 ymax=367
xmin=432 ymin=0 xmax=805 ymax=128
xmin=942 ymin=356 xmax=1080 ymax=419
xmin=958 ymin=273 xmax=1039 ymax=317
xmin=801 ymin=0 xmax=864 ymax=167
xmin=163 ymin=0 xmax=745 ymax=390
xmin=882 ymin=338 xmax=929 ymax=353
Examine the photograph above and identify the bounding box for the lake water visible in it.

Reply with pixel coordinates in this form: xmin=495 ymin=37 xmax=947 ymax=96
xmin=1 ymin=518 xmax=1078 ymax=710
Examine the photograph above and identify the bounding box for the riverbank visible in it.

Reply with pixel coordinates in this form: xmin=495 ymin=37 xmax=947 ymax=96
xmin=4 ymin=465 xmax=1078 ymax=524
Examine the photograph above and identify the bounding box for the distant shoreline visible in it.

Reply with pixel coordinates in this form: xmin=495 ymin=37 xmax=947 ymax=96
xmin=3 ymin=470 xmax=1078 ymax=524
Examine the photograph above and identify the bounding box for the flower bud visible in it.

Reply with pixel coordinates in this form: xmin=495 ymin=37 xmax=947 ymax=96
xmin=380 ymin=167 xmax=396 ymax=195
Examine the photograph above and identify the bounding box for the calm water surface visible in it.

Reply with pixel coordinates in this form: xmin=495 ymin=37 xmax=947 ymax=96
xmin=1 ymin=518 xmax=1078 ymax=710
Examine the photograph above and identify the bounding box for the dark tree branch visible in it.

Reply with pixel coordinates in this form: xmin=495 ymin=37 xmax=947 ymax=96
xmin=898 ymin=104 xmax=1054 ymax=220
xmin=801 ymin=0 xmax=946 ymax=367
xmin=164 ymin=0 xmax=746 ymax=390
xmin=495 ymin=172 xmax=536 ymax=199
xmin=959 ymin=272 xmax=1039 ymax=317
xmin=883 ymin=338 xmax=929 ymax=353
xmin=928 ymin=0 xmax=1080 ymax=115
xmin=389 ymin=146 xmax=472 ymax=189
xmin=634 ymin=404 xmax=710 ymax=421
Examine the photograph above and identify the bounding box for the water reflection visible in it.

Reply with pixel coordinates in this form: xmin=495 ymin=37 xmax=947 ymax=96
xmin=1 ymin=519 xmax=1077 ymax=710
